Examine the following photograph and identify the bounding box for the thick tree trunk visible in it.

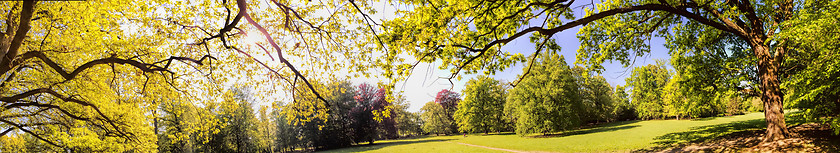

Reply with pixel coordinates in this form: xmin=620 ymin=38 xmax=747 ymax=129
xmin=753 ymin=44 xmax=789 ymax=141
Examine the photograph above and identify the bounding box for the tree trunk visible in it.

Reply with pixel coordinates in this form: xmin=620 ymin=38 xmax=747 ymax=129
xmin=754 ymin=43 xmax=789 ymax=141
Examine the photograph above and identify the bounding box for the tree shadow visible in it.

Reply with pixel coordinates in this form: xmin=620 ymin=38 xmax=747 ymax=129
xmin=690 ymin=117 xmax=717 ymax=121
xmin=637 ymin=111 xmax=840 ymax=152
xmin=473 ymin=132 xmax=516 ymax=136
xmin=653 ymin=118 xmax=766 ymax=145
xmin=530 ymin=121 xmax=642 ymax=138
xmin=315 ymin=138 xmax=456 ymax=152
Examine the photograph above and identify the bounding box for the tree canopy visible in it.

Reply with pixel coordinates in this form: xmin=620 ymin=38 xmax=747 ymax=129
xmin=454 ymin=75 xmax=508 ymax=134
xmin=626 ymin=61 xmax=671 ymax=119
xmin=420 ymin=101 xmax=453 ymax=135
xmin=506 ymin=52 xmax=582 ymax=135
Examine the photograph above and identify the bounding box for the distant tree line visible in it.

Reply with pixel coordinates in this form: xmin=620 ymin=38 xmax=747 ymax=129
xmin=149 ymin=81 xmax=425 ymax=152
xmin=436 ymin=51 xmax=765 ymax=136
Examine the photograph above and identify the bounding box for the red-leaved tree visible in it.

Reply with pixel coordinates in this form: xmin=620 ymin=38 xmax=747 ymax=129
xmin=350 ymin=83 xmax=397 ymax=143
xmin=435 ymin=89 xmax=461 ymax=133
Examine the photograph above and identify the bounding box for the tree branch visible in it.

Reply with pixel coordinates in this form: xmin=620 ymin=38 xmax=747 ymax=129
xmin=16 ymin=51 xmax=212 ymax=81
xmin=0 ymin=127 xmax=13 ymax=137
xmin=0 ymin=0 xmax=35 ymax=73
xmin=0 ymin=88 xmax=136 ymax=141
xmin=0 ymin=119 xmax=62 ymax=148
xmin=447 ymin=3 xmax=741 ymax=82
xmin=236 ymin=0 xmax=330 ymax=107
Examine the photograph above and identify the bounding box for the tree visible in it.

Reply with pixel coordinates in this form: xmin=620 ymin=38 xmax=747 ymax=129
xmin=454 ymin=75 xmax=508 ymax=134
xmin=273 ymin=104 xmax=300 ymax=153
xmin=381 ymin=0 xmax=808 ymax=141
xmin=506 ymin=53 xmax=582 ymax=135
xmin=393 ymin=94 xmax=423 ymax=137
xmin=281 ymin=80 xmax=357 ymax=149
xmin=573 ymin=67 xmax=617 ymax=123
xmin=435 ymin=89 xmax=461 ymax=113
xmin=779 ymin=0 xmax=840 ymax=135
xmin=157 ymin=99 xmax=200 ymax=153
xmin=627 ymin=61 xmax=671 ymax=120
xmin=349 ymin=83 xmax=394 ymax=144
xmin=661 ymin=73 xmax=688 ymax=119
xmin=206 ymin=87 xmax=258 ymax=153
xmin=420 ymin=101 xmax=453 ymax=136
xmin=318 ymin=81 xmax=358 ymax=148
xmin=434 ymin=89 xmax=461 ymax=133
xmin=0 ymin=133 xmax=28 ymax=152
xmin=612 ymin=85 xmax=636 ymax=121
xmin=662 ymin=72 xmax=732 ymax=119
xmin=254 ymin=106 xmax=276 ymax=153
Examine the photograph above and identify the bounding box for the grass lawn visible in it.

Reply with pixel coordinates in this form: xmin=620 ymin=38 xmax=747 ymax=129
xmin=316 ymin=136 xmax=509 ymax=153
xmin=319 ymin=112 xmax=803 ymax=153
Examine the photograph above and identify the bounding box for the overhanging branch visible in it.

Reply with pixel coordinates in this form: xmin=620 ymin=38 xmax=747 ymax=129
xmin=16 ymin=51 xmax=212 ymax=81
xmin=236 ymin=0 xmax=330 ymax=107
xmin=447 ymin=3 xmax=743 ymax=83
xmin=0 ymin=88 xmax=137 ymax=141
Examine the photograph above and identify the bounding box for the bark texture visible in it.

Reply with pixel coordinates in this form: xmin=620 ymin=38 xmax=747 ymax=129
xmin=753 ymin=43 xmax=789 ymax=141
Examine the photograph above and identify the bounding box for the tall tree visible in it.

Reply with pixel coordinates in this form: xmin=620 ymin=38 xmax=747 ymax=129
xmin=254 ymin=106 xmax=276 ymax=153
xmin=381 ymin=0 xmax=807 ymax=140
xmin=627 ymin=61 xmax=671 ymax=120
xmin=434 ymin=89 xmax=461 ymax=133
xmin=612 ymin=85 xmax=636 ymax=121
xmin=157 ymin=99 xmax=200 ymax=153
xmin=661 ymin=73 xmax=688 ymax=119
xmin=454 ymin=75 xmax=508 ymax=134
xmin=506 ymin=53 xmax=582 ymax=136
xmin=350 ymin=83 xmax=394 ymax=144
xmin=779 ymin=0 xmax=840 ymax=134
xmin=282 ymin=80 xmax=356 ymax=149
xmin=573 ymin=67 xmax=617 ymax=123
xmin=393 ymin=94 xmax=423 ymax=137
xmin=420 ymin=101 xmax=453 ymax=136
xmin=207 ymin=87 xmax=258 ymax=153
xmin=273 ymin=103 xmax=300 ymax=153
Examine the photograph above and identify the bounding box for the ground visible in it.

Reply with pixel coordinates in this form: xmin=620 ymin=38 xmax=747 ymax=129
xmin=647 ymin=123 xmax=840 ymax=152
xmin=318 ymin=112 xmax=840 ymax=153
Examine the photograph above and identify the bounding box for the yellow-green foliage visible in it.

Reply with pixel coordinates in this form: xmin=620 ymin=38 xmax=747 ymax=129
xmin=454 ymin=75 xmax=508 ymax=134
xmin=779 ymin=0 xmax=840 ymax=135
xmin=506 ymin=52 xmax=582 ymax=135
xmin=421 ymin=101 xmax=453 ymax=135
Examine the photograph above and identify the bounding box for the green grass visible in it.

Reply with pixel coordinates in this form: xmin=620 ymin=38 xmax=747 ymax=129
xmin=319 ymin=112 xmax=802 ymax=153
xmin=317 ymin=136 xmax=508 ymax=153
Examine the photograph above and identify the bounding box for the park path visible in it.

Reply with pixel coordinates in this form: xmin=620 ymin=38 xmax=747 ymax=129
xmin=452 ymin=142 xmax=554 ymax=153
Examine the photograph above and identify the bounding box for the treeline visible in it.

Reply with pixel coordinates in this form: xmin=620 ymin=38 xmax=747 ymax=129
xmin=446 ymin=52 xmax=638 ymax=136
xmin=627 ymin=60 xmax=763 ymax=120
xmin=152 ymin=81 xmax=426 ymax=152
xmin=424 ymin=52 xmax=763 ymax=136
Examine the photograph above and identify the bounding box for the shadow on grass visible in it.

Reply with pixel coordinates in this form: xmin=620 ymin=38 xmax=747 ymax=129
xmin=654 ymin=112 xmax=809 ymax=145
xmin=637 ymin=111 xmax=840 ymax=152
xmin=653 ymin=118 xmax=766 ymax=145
xmin=316 ymin=138 xmax=456 ymax=152
xmin=531 ymin=121 xmax=642 ymax=138
xmin=690 ymin=117 xmax=717 ymax=121
xmin=474 ymin=132 xmax=516 ymax=136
